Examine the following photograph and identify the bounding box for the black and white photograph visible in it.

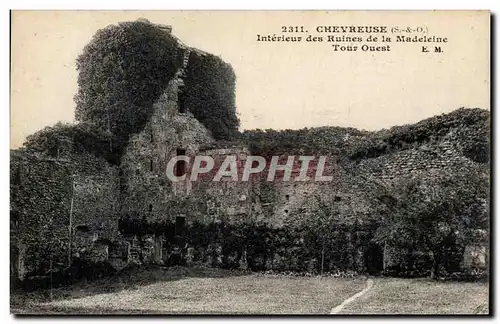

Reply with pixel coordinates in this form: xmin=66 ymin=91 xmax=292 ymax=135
xmin=9 ymin=10 xmax=491 ymax=315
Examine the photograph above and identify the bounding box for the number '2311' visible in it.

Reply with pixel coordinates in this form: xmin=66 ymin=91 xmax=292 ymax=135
xmin=281 ymin=26 xmax=306 ymax=32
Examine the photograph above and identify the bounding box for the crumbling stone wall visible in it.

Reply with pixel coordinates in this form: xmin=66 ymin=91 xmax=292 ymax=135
xmin=10 ymin=151 xmax=72 ymax=279
xmin=183 ymin=146 xmax=254 ymax=224
xmin=10 ymin=150 xmax=120 ymax=278
xmin=12 ymin=23 xmax=489 ymax=279
xmin=351 ymin=130 xmax=478 ymax=187
xmin=120 ymin=74 xmax=215 ymax=223
xmin=72 ymin=156 xmax=120 ymax=240
xmin=463 ymin=245 xmax=487 ymax=269
xmin=346 ymin=128 xmax=488 ymax=276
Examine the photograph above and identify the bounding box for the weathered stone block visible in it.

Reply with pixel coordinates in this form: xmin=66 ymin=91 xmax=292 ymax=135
xmin=463 ymin=245 xmax=487 ymax=269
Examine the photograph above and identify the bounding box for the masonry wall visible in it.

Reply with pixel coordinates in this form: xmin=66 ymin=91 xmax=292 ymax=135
xmin=10 ymin=151 xmax=72 ymax=279
xmin=120 ymin=74 xmax=215 ymax=223
xmin=71 ymin=156 xmax=120 ymax=240
xmin=12 ymin=24 xmax=489 ymax=281
xmin=349 ymin=131 xmax=479 ymax=186
xmin=10 ymin=150 xmax=120 ymax=279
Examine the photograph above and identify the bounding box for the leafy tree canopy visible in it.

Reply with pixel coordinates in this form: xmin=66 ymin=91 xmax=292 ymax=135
xmin=373 ymin=165 xmax=489 ymax=251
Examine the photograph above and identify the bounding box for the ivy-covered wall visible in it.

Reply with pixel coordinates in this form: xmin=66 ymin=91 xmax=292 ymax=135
xmin=71 ymin=155 xmax=120 ymax=240
xmin=10 ymin=151 xmax=73 ymax=278
xmin=119 ymin=76 xmax=215 ymax=223
xmin=10 ymin=150 xmax=120 ymax=279
xmin=11 ymin=18 xmax=489 ymax=282
xmin=74 ymin=19 xmax=184 ymax=161
xmin=184 ymin=51 xmax=240 ymax=140
xmin=117 ymin=219 xmax=378 ymax=274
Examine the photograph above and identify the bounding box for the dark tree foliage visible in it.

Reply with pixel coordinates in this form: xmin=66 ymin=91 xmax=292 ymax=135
xmin=184 ymin=52 xmax=240 ymax=140
xmin=74 ymin=19 xmax=183 ymax=159
xmin=116 ymin=216 xmax=375 ymax=274
xmin=23 ymin=122 xmax=119 ymax=164
xmin=373 ymin=165 xmax=489 ymax=277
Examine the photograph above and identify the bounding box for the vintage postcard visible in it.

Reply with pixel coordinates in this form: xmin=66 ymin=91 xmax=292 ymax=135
xmin=10 ymin=10 xmax=490 ymax=315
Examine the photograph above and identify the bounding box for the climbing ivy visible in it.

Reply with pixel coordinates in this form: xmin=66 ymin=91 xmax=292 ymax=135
xmin=242 ymin=108 xmax=490 ymax=165
xmin=184 ymin=52 xmax=240 ymax=140
xmin=23 ymin=122 xmax=119 ymax=164
xmin=10 ymin=152 xmax=73 ymax=275
xmin=74 ymin=19 xmax=183 ymax=160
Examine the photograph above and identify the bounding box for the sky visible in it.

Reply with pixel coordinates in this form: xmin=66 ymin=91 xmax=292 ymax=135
xmin=10 ymin=10 xmax=490 ymax=148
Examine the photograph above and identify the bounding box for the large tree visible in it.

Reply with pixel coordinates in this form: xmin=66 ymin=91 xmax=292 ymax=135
xmin=374 ymin=165 xmax=489 ymax=277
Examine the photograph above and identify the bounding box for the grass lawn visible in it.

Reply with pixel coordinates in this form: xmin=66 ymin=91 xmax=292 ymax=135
xmin=339 ymin=278 xmax=489 ymax=315
xmin=11 ymin=267 xmax=489 ymax=315
xmin=11 ymin=266 xmax=365 ymax=315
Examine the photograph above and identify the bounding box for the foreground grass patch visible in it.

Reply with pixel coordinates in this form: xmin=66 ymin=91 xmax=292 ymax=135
xmin=38 ymin=276 xmax=365 ymax=314
xmin=339 ymin=278 xmax=489 ymax=315
xmin=13 ymin=267 xmax=488 ymax=315
xmin=12 ymin=267 xmax=365 ymax=315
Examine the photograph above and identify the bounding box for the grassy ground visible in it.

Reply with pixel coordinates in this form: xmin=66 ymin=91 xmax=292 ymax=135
xmin=11 ymin=267 xmax=489 ymax=315
xmin=11 ymin=266 xmax=365 ymax=315
xmin=340 ymin=278 xmax=489 ymax=315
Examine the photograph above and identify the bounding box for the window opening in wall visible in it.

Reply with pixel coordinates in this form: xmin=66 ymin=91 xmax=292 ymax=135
xmin=175 ymin=215 xmax=186 ymax=235
xmin=334 ymin=196 xmax=341 ymax=202
xmin=285 ymin=194 xmax=290 ymax=201
xmin=74 ymin=225 xmax=90 ymax=233
xmin=150 ymin=159 xmax=154 ymax=172
xmin=175 ymin=148 xmax=187 ymax=177
xmin=10 ymin=210 xmax=19 ymax=228
xmin=14 ymin=167 xmax=21 ymax=185
xmin=148 ymin=204 xmax=153 ymax=212
xmin=178 ymin=86 xmax=187 ymax=114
